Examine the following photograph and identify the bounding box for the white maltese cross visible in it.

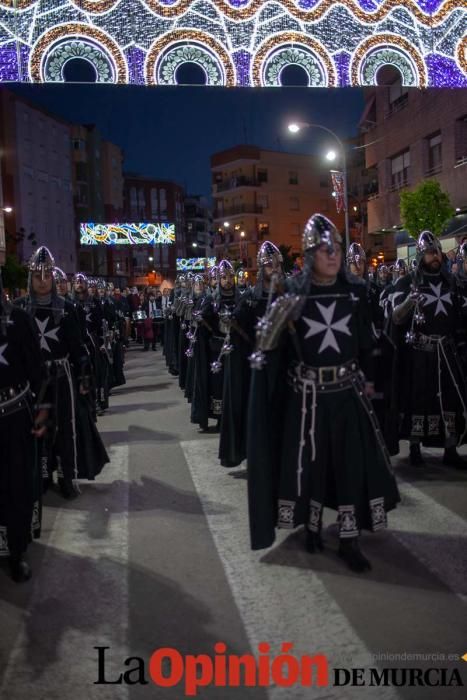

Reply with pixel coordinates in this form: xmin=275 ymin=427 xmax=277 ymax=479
xmin=303 ymin=301 xmax=351 ymax=353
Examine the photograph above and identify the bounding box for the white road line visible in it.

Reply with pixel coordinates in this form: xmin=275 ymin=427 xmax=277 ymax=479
xmin=181 ymin=439 xmax=402 ymax=700
xmin=0 ymin=445 xmax=130 ymax=700
xmin=392 ymin=477 xmax=467 ymax=603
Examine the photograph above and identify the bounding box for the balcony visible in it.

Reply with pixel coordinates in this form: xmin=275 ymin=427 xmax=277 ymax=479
xmin=425 ymin=164 xmax=442 ymax=177
xmin=214 ymin=176 xmax=258 ymax=193
xmin=214 ymin=204 xmax=263 ymax=218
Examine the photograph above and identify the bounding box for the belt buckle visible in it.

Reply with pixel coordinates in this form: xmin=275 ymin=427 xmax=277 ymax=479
xmin=319 ymin=367 xmax=336 ymax=384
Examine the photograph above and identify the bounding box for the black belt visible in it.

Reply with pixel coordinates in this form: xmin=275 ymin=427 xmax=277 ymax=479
xmin=289 ymin=360 xmax=362 ymax=393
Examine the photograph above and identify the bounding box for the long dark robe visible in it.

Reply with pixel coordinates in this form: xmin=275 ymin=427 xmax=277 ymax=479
xmin=0 ymin=307 xmax=46 ymax=557
xmin=247 ymin=275 xmax=400 ymax=550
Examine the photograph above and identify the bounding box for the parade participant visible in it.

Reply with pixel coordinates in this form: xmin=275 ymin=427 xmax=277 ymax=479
xmin=391 ymin=231 xmax=467 ymax=468
xmin=219 ymin=242 xmax=284 ymax=468
xmin=191 ymin=261 xmax=237 ymax=432
xmin=143 ymin=290 xmax=163 ymax=351
xmin=0 ymin=270 xmax=49 ymax=581
xmin=380 ymin=259 xmax=408 ymax=322
xmin=247 ymin=214 xmax=399 ymax=572
xmin=16 ymin=247 xmax=91 ymax=499
xmin=184 ymin=274 xmax=208 ymax=404
xmin=177 ymin=274 xmax=195 ymax=390
xmin=236 ymin=268 xmax=249 ymax=296
xmin=53 ymin=267 xmax=70 ymax=299
xmin=113 ymin=287 xmax=131 ymax=348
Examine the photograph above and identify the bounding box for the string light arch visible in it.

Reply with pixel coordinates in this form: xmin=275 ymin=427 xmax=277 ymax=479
xmin=251 ymin=33 xmax=336 ymax=88
xmin=0 ymin=1 xmax=464 ymax=87
xmin=145 ymin=30 xmax=235 ymax=87
xmin=29 ymin=24 xmax=128 ymax=84
xmin=350 ymin=34 xmax=428 ymax=89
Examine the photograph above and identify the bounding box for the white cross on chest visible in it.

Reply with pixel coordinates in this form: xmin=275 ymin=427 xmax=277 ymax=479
xmin=302 ymin=301 xmax=352 ymax=354
xmin=0 ymin=343 xmax=8 ymax=366
xmin=35 ymin=316 xmax=60 ymax=352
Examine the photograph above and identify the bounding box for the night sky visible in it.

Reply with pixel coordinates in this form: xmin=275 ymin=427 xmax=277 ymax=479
xmin=8 ymin=82 xmax=365 ymax=196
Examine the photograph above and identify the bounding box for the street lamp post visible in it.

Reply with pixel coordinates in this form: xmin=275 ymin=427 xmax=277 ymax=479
xmin=288 ymin=122 xmax=350 ymax=251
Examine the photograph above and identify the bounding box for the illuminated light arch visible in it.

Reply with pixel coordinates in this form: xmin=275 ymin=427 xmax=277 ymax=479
xmin=145 ymin=30 xmax=235 ymax=87
xmin=29 ymin=24 xmax=128 ymax=84
xmin=350 ymin=34 xmax=428 ymax=89
xmin=251 ymin=32 xmax=336 ymax=88
xmin=456 ymin=36 xmax=467 ymax=76
xmin=58 ymin=0 xmax=462 ymax=28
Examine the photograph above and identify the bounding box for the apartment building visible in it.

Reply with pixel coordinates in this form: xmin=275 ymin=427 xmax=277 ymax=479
xmin=361 ymin=78 xmax=467 ymax=260
xmin=211 ymin=145 xmax=345 ymax=271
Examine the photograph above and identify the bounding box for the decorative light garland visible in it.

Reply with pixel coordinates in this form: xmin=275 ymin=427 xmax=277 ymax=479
xmin=350 ymin=33 xmax=428 ymax=88
xmin=252 ymin=32 xmax=336 ymax=87
xmin=0 ymin=0 xmax=463 ymax=87
xmin=29 ymin=23 xmax=128 ymax=83
xmin=145 ymin=30 xmax=235 ymax=87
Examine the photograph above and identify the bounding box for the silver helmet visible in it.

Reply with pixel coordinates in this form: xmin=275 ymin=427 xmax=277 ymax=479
xmin=257 ymin=241 xmax=283 ymax=268
xmin=29 ymin=246 xmax=55 ymax=280
xmin=72 ymin=272 xmax=88 ymax=287
xmin=346 ymin=242 xmax=366 ymax=268
xmin=410 ymin=259 xmax=418 ymax=271
xmin=416 ymin=230 xmax=441 ymax=255
xmin=302 ymin=214 xmax=341 ymax=254
xmin=393 ymin=258 xmax=408 ymax=277
xmin=53 ymin=266 xmax=67 ymax=284
xmin=217 ymin=259 xmax=235 ymax=278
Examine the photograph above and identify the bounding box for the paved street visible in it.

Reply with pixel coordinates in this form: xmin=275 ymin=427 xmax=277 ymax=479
xmin=1 ymin=346 xmax=466 ymax=700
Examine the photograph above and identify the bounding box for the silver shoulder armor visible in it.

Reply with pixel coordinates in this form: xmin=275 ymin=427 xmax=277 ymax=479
xmin=250 ymin=294 xmax=302 ymax=369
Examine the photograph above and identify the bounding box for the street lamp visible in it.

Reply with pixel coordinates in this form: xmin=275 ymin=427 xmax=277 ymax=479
xmin=148 ymin=256 xmax=154 ymax=261
xmin=192 ymin=242 xmax=198 ymax=248
xmin=287 ymin=121 xmax=350 ymax=251
xmin=3 ymin=206 xmax=12 ymax=213
xmin=223 ymin=221 xmax=230 ymax=228
xmin=240 ymin=231 xmax=245 ymax=238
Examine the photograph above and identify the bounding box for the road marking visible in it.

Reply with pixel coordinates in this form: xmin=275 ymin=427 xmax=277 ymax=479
xmin=391 ymin=477 xmax=467 ymax=603
xmin=181 ymin=439 xmax=402 ymax=700
xmin=0 ymin=445 xmax=130 ymax=700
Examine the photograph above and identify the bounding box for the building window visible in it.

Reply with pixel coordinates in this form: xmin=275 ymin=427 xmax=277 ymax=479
xmin=160 ymin=189 xmax=167 ymax=218
xmin=289 ymin=171 xmax=298 ymax=185
xmin=73 ymin=139 xmax=85 ymax=151
xmin=257 ymin=194 xmax=269 ymax=210
xmin=257 ymin=168 xmax=268 ymax=183
xmin=454 ymin=114 xmax=467 ymax=164
xmin=390 ymin=150 xmax=410 ymax=190
xmin=388 ymin=77 xmax=408 ymax=114
xmin=289 ymin=196 xmax=299 ymax=210
xmin=426 ymin=132 xmax=442 ymax=174
xmin=151 ymin=188 xmax=158 ymax=217
xmin=258 ymin=222 xmax=270 ymax=239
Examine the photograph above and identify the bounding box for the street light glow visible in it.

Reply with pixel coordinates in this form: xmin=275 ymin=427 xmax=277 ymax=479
xmin=326 ymin=150 xmax=337 ymax=161
xmin=223 ymin=221 xmax=230 ymax=228
xmin=288 ymin=123 xmax=300 ymax=134
xmin=192 ymin=242 xmax=198 ymax=247
xmin=3 ymin=206 xmax=12 ymax=213
xmin=353 ymin=206 xmax=358 ymax=212
xmin=148 ymin=256 xmax=154 ymax=261
xmin=240 ymin=231 xmax=245 ymax=238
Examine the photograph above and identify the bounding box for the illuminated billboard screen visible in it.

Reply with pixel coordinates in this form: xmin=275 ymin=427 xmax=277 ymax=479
xmin=0 ymin=2 xmax=465 ymax=88
xmin=80 ymin=222 xmax=175 ymax=246
xmin=177 ymin=257 xmax=216 ymax=271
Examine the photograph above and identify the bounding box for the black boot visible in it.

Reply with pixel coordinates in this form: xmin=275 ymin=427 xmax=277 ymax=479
xmin=443 ymin=447 xmax=467 ymax=469
xmin=9 ymin=555 xmax=32 ymax=583
xmin=58 ymin=478 xmax=79 ymax=500
xmin=409 ymin=443 xmax=425 ymax=466
xmin=305 ymin=528 xmax=324 ymax=553
xmin=338 ymin=538 xmax=372 ymax=573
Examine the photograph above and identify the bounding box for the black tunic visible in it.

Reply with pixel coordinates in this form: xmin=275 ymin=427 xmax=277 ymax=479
xmin=0 ymin=306 xmax=46 ymax=556
xmin=247 ymin=275 xmax=400 ymax=550
xmin=392 ymin=270 xmax=467 ymax=447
